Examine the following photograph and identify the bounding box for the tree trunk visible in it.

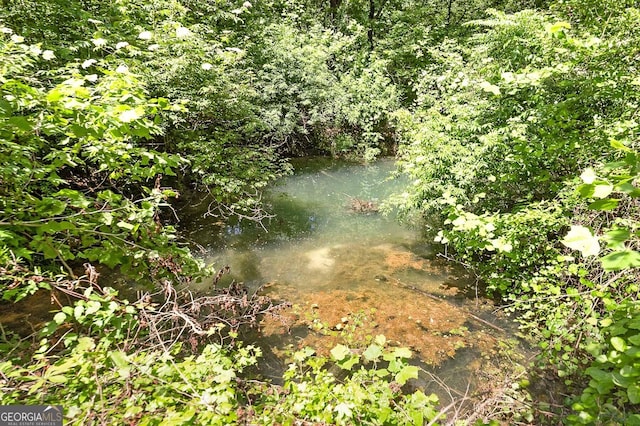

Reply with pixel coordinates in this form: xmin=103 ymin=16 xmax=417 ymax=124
xmin=329 ymin=0 xmax=342 ymax=26
xmin=368 ymin=0 xmax=375 ymax=50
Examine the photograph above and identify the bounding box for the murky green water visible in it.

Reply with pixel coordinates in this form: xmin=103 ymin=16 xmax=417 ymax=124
xmin=186 ymin=157 xmax=421 ymax=291
xmin=181 ymin=157 xmax=517 ymax=399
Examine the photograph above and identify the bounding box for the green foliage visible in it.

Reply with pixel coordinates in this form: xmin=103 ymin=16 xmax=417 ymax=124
xmin=249 ymin=23 xmax=399 ymax=158
xmin=568 ymin=301 xmax=640 ymax=424
xmin=257 ymin=340 xmax=439 ymax=425
xmin=556 ymin=142 xmax=640 ymax=423
xmin=1 ymin=289 xmax=260 ymax=425
xmin=0 ymin=26 xmax=205 ymax=295
xmin=390 ymin=2 xmax=640 ymax=423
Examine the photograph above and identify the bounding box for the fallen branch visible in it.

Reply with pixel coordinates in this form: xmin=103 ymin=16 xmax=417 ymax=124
xmin=137 ymin=279 xmax=292 ymax=350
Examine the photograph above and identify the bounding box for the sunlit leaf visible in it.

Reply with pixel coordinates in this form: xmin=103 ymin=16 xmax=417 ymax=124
xmin=610 ymin=139 xmax=632 ymax=152
xmin=330 ymin=344 xmax=350 ymax=361
xmin=580 ymin=168 xmax=597 ymax=184
xmin=53 ymin=312 xmax=66 ymax=324
xmin=393 ymin=347 xmax=413 ymax=359
xmin=562 ymin=225 xmax=600 ymax=257
xmin=334 ymin=402 xmax=354 ymax=419
xmin=611 ymin=337 xmax=627 ymax=352
xmin=363 ymin=344 xmax=383 ymax=362
xmin=479 ymin=81 xmax=500 ymax=95
xmin=548 ymin=21 xmax=571 ymax=34
xmin=592 ymin=184 xmax=613 ymax=199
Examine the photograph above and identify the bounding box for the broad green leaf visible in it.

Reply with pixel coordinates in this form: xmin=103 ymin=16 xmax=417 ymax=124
xmin=74 ymin=304 xmax=84 ymax=320
xmin=75 ymin=337 xmax=95 ymax=352
xmin=579 ymin=184 xmax=595 ymax=198
xmin=36 ymin=198 xmax=67 ymax=217
xmin=293 ymin=347 xmax=315 ymax=362
xmin=334 ymin=403 xmax=354 ymax=419
xmin=586 ymin=367 xmax=610 ymax=382
xmin=612 ymin=371 xmax=634 ymax=387
xmin=338 ymin=354 xmax=360 ymax=371
xmin=603 ymin=228 xmax=631 ymax=250
xmin=548 ymin=21 xmax=571 ymax=34
xmin=46 ymin=375 xmax=68 ymax=384
xmin=479 ymin=81 xmax=500 ymax=95
xmin=601 ymin=250 xmax=640 ymax=271
xmin=101 ymin=212 xmax=114 ymax=225
xmin=611 ymin=139 xmax=632 ymax=152
xmin=393 ymin=347 xmax=413 ymax=359
xmin=213 ymin=368 xmax=235 ymax=383
xmin=627 ymin=384 xmax=640 ymax=404
xmin=53 ymin=312 xmax=66 ymax=324
xmin=110 ymin=351 xmax=129 ymax=369
xmin=7 ymin=116 xmax=32 ymax=132
xmin=38 ymin=221 xmax=75 ymax=234
xmin=589 ymin=199 xmax=619 ymax=211
xmin=116 ymin=221 xmax=135 ymax=231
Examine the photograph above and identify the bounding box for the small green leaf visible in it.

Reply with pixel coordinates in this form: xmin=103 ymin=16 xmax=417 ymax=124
xmin=7 ymin=116 xmax=33 ymax=132
xmin=479 ymin=81 xmax=500 ymax=95
xmin=116 ymin=221 xmax=135 ymax=231
xmin=611 ymin=139 xmax=632 ymax=152
xmin=53 ymin=312 xmax=66 ymax=324
xmin=579 ymin=184 xmax=595 ymax=198
xmin=393 ymin=347 xmax=413 ymax=359
xmin=334 ymin=403 xmax=354 ymax=419
xmin=337 ymin=355 xmax=360 ymax=371
xmin=47 ymin=375 xmax=68 ymax=384
xmin=363 ymin=344 xmax=383 ymax=362
xmin=110 ymin=351 xmax=129 ymax=369
xmin=330 ymin=344 xmax=351 ymax=361
xmin=548 ymin=21 xmax=571 ymax=34
xmin=75 ymin=337 xmax=95 ymax=352
xmin=74 ymin=304 xmax=84 ymax=320
xmin=395 ymin=365 xmax=419 ymax=385
xmin=611 ymin=336 xmax=627 ymax=352
xmin=293 ymin=347 xmax=315 ymax=362
xmin=603 ymin=228 xmax=631 ymax=249
xmin=586 ymin=367 xmax=610 ymax=382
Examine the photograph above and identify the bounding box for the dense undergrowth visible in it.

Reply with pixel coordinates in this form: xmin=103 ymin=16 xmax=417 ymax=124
xmin=1 ymin=0 xmax=639 ymax=423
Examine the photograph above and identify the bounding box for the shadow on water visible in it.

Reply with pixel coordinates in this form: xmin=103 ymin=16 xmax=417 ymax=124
xmin=178 ymin=156 xmax=527 ymax=405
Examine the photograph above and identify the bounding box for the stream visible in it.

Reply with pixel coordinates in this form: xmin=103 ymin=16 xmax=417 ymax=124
xmin=181 ymin=157 xmax=520 ymax=398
